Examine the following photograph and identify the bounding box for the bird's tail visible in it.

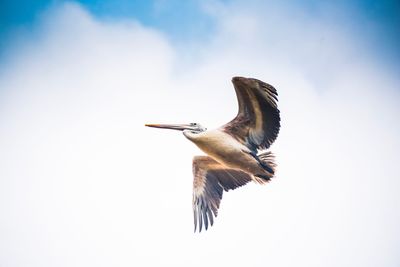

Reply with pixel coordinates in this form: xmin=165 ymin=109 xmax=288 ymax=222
xmin=254 ymin=151 xmax=276 ymax=183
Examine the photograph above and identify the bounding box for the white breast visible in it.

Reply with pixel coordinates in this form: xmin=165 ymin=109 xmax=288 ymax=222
xmin=186 ymin=129 xmax=249 ymax=162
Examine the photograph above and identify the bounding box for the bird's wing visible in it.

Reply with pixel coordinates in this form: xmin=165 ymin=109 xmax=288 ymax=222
xmin=192 ymin=156 xmax=252 ymax=232
xmin=222 ymin=77 xmax=280 ymax=152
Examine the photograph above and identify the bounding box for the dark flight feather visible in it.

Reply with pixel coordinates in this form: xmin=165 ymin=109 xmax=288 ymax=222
xmin=222 ymin=78 xmax=280 ymax=153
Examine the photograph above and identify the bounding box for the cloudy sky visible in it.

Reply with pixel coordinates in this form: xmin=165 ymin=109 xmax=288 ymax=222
xmin=0 ymin=1 xmax=399 ymax=266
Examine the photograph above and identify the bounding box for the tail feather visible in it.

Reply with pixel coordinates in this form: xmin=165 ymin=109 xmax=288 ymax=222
xmin=255 ymin=151 xmax=276 ymax=183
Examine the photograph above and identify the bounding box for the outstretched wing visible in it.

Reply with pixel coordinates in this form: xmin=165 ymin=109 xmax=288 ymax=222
xmin=192 ymin=156 xmax=252 ymax=232
xmin=222 ymin=77 xmax=280 ymax=152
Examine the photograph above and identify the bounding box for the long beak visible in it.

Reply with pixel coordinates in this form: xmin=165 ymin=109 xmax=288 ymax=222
xmin=145 ymin=123 xmax=193 ymax=131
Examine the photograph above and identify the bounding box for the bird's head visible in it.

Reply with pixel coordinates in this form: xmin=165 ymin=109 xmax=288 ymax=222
xmin=145 ymin=123 xmax=206 ymax=138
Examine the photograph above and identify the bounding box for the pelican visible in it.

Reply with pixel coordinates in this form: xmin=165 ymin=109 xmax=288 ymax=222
xmin=145 ymin=76 xmax=280 ymax=232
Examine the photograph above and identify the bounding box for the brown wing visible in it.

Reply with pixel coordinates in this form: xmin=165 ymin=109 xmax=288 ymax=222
xmin=192 ymin=156 xmax=252 ymax=232
xmin=222 ymin=77 xmax=280 ymax=153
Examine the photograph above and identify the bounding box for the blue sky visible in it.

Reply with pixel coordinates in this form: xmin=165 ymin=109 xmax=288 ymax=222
xmin=1 ymin=0 xmax=399 ymax=63
xmin=0 ymin=0 xmax=217 ymax=51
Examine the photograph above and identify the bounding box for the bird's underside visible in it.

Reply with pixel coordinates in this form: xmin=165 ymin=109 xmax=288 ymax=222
xmin=145 ymin=76 xmax=281 ymax=233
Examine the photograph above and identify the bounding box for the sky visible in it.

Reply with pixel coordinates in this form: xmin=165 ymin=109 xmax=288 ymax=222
xmin=0 ymin=1 xmax=399 ymax=267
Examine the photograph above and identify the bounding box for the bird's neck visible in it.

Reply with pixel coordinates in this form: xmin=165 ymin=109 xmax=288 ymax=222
xmin=182 ymin=130 xmax=201 ymax=142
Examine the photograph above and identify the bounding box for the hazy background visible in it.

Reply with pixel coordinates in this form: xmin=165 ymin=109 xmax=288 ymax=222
xmin=0 ymin=1 xmax=399 ymax=266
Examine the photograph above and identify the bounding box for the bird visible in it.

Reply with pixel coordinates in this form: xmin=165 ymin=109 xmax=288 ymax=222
xmin=145 ymin=76 xmax=280 ymax=232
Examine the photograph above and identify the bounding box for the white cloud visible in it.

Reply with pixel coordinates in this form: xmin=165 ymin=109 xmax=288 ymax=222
xmin=0 ymin=2 xmax=399 ymax=267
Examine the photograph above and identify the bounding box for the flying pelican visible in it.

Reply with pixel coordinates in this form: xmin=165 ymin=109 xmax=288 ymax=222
xmin=145 ymin=76 xmax=280 ymax=232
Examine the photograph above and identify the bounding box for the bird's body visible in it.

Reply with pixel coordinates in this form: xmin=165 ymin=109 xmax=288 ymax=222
xmin=146 ymin=76 xmax=280 ymax=232
xmin=184 ymin=129 xmax=269 ymax=180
